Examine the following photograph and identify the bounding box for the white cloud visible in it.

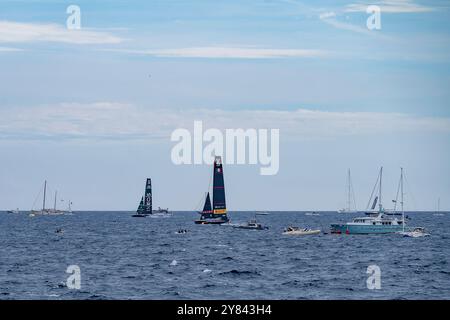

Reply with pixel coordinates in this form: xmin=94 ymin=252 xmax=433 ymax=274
xmin=0 ymin=46 xmax=23 ymax=52
xmin=0 ymin=21 xmax=123 ymax=44
xmin=110 ymin=47 xmax=326 ymax=59
xmin=319 ymin=11 xmax=337 ymax=20
xmin=345 ymin=1 xmax=435 ymax=13
xmin=1 ymin=102 xmax=449 ymax=141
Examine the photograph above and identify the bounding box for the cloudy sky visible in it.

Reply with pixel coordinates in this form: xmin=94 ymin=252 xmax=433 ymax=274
xmin=0 ymin=0 xmax=449 ymax=211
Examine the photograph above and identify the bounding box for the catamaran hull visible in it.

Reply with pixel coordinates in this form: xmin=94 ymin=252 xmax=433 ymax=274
xmin=195 ymin=218 xmax=229 ymax=225
xmin=331 ymin=224 xmax=402 ymax=234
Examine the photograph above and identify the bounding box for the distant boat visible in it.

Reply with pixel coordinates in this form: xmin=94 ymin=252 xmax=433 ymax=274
xmin=195 ymin=156 xmax=229 ymax=225
xmin=396 ymin=172 xmax=430 ymax=238
xmin=433 ymin=198 xmax=444 ymax=216
xmin=232 ymin=219 xmax=268 ymax=230
xmin=331 ymin=167 xmax=405 ymax=234
xmin=7 ymin=208 xmax=19 ymax=214
xmin=255 ymin=211 xmax=270 ymax=215
xmin=31 ymin=181 xmax=66 ymax=216
xmin=231 ymin=212 xmax=269 ymax=230
xmin=132 ymin=178 xmax=171 ymax=218
xmin=305 ymin=212 xmax=320 ymax=216
xmin=282 ymin=227 xmax=321 ymax=236
xmin=399 ymin=227 xmax=430 ymax=238
xmin=338 ymin=169 xmax=358 ymax=213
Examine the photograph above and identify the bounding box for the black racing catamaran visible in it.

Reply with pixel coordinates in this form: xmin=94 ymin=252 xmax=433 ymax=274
xmin=132 ymin=178 xmax=153 ymax=217
xmin=195 ymin=156 xmax=229 ymax=224
xmin=132 ymin=178 xmax=171 ymax=218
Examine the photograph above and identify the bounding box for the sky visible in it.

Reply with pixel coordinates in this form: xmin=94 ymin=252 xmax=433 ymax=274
xmin=0 ymin=0 xmax=449 ymax=211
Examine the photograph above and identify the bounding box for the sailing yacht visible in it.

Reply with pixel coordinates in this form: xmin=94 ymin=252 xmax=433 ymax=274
xmin=434 ymin=198 xmax=444 ymax=216
xmin=331 ymin=167 xmax=405 ymax=234
xmin=396 ymin=169 xmax=430 ymax=238
xmin=132 ymin=178 xmax=171 ymax=218
xmin=195 ymin=156 xmax=230 ymax=224
xmin=338 ymin=169 xmax=358 ymax=213
xmin=31 ymin=181 xmax=66 ymax=216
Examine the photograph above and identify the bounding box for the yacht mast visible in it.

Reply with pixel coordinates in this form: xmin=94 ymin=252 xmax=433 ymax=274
xmin=42 ymin=180 xmax=47 ymax=211
xmin=379 ymin=167 xmax=383 ymax=213
xmin=438 ymin=198 xmax=440 ymax=213
xmin=347 ymin=169 xmax=351 ymax=211
xmin=401 ymin=168 xmax=405 ymax=232
xmin=54 ymin=191 xmax=57 ymax=211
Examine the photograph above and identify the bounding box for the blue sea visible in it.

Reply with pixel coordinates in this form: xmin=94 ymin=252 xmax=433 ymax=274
xmin=0 ymin=211 xmax=449 ymax=300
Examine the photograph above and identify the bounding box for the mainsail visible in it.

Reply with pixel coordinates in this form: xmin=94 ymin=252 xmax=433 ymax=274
xmin=144 ymin=178 xmax=152 ymax=214
xmin=134 ymin=178 xmax=152 ymax=216
xmin=196 ymin=156 xmax=229 ymax=224
xmin=212 ymin=156 xmax=226 ymax=215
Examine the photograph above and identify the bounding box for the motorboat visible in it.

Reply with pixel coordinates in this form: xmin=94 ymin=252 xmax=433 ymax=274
xmin=398 ymin=227 xmax=430 ymax=238
xmin=282 ymin=226 xmax=321 ymax=236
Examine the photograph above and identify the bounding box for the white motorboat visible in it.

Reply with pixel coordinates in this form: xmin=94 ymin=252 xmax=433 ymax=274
xmin=398 ymin=227 xmax=430 ymax=238
xmin=282 ymin=226 xmax=321 ymax=236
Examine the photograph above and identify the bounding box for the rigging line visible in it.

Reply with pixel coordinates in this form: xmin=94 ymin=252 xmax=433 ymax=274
xmin=193 ymin=194 xmax=204 ymax=212
xmin=366 ymin=170 xmax=380 ymax=210
xmin=403 ymin=171 xmax=417 ymax=210
xmin=393 ymin=172 xmax=401 ymax=212
xmin=350 ymin=174 xmax=357 ymax=211
xmin=193 ymin=163 xmax=214 ymax=211
xmin=31 ymin=182 xmax=44 ymax=210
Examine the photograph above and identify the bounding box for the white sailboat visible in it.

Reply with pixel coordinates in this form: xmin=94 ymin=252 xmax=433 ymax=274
xmin=397 ymin=168 xmax=430 ymax=238
xmin=434 ymin=198 xmax=444 ymax=216
xmin=31 ymin=181 xmax=67 ymax=216
xmin=338 ymin=169 xmax=358 ymax=213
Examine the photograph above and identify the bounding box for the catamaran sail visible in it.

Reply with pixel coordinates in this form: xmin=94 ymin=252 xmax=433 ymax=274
xmin=201 ymin=192 xmax=213 ymax=214
xmin=195 ymin=156 xmax=229 ymax=224
xmin=133 ymin=179 xmax=153 ymax=217
xmin=132 ymin=178 xmax=171 ymax=217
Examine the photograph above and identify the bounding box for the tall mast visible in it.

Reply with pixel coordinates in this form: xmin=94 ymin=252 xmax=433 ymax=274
xmin=42 ymin=180 xmax=47 ymax=211
xmin=347 ymin=169 xmax=351 ymax=211
xmin=54 ymin=191 xmax=57 ymax=211
xmin=438 ymin=197 xmax=440 ymax=213
xmin=379 ymin=167 xmax=383 ymax=213
xmin=401 ymin=168 xmax=405 ymax=232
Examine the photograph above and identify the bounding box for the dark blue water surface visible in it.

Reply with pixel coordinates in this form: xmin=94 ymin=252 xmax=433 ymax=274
xmin=0 ymin=211 xmax=449 ymax=300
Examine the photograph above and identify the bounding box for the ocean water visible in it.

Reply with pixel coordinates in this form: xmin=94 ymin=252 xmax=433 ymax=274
xmin=0 ymin=211 xmax=449 ymax=300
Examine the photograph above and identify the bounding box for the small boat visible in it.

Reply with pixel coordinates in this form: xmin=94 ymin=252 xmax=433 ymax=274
xmin=175 ymin=229 xmax=188 ymax=234
xmin=195 ymin=156 xmax=230 ymax=225
xmin=149 ymin=207 xmax=172 ymax=218
xmin=398 ymin=227 xmax=430 ymax=238
xmin=282 ymin=226 xmax=321 ymax=236
xmin=7 ymin=208 xmax=19 ymax=214
xmin=132 ymin=179 xmax=172 ymax=218
xmin=305 ymin=212 xmax=320 ymax=216
xmin=255 ymin=211 xmax=270 ymax=216
xmin=232 ymin=219 xmax=268 ymax=230
xmin=29 ymin=213 xmax=35 ymax=217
